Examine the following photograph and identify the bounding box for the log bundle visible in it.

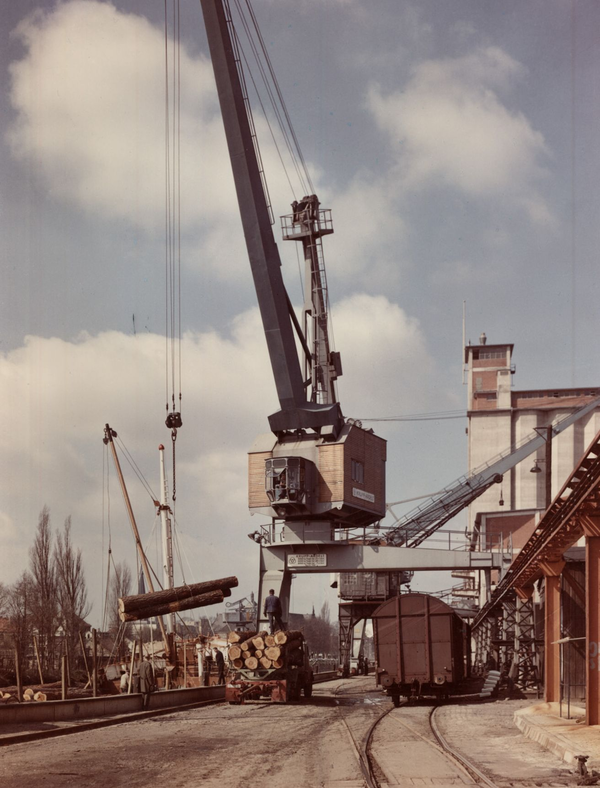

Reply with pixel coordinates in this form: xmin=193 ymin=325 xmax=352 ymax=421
xmin=119 ymin=576 xmax=238 ymax=622
xmin=227 ymin=630 xmax=305 ymax=672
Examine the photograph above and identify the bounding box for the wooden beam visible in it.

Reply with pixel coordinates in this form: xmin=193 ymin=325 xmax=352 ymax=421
xmin=119 ymin=576 xmax=238 ymax=615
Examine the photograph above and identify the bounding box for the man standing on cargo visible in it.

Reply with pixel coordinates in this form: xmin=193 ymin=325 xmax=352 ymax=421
xmin=264 ymin=589 xmax=284 ymax=634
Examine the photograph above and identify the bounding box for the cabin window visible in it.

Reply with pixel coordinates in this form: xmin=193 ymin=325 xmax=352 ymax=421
xmin=351 ymin=459 xmax=364 ymax=484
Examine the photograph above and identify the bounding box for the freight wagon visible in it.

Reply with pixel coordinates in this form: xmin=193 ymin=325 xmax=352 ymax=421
xmin=373 ymin=593 xmax=469 ymax=705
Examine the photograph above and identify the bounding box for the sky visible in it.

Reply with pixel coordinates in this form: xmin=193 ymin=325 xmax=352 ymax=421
xmin=1 ymin=0 xmax=599 ymax=629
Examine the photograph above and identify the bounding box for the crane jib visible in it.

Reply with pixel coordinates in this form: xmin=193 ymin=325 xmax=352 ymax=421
xmin=200 ymin=0 xmax=343 ymax=436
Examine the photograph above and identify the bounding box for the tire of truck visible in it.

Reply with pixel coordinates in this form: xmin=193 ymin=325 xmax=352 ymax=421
xmin=303 ymin=680 xmax=313 ymax=698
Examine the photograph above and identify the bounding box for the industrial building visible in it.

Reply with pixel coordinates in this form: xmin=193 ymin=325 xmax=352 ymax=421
xmin=461 ymin=334 xmax=600 ymax=724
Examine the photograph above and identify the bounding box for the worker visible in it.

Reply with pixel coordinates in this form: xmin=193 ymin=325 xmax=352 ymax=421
xmin=204 ymin=648 xmax=213 ymax=686
xmin=214 ymin=648 xmax=226 ymax=684
xmin=138 ymin=655 xmax=155 ymax=709
xmin=263 ymin=588 xmax=284 ymax=634
xmin=119 ymin=669 xmax=129 ymax=694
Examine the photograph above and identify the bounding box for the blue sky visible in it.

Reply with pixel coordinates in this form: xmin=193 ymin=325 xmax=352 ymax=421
xmin=1 ymin=0 xmax=599 ymax=625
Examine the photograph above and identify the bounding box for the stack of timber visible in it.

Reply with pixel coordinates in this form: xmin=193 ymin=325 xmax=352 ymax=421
xmin=0 ymin=681 xmax=93 ymax=703
xmin=119 ymin=576 xmax=238 ymax=622
xmin=227 ymin=630 xmax=304 ymax=672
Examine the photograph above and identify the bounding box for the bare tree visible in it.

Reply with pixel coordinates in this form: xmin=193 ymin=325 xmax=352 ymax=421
xmin=0 ymin=581 xmax=8 ymax=617
xmin=29 ymin=507 xmax=58 ymax=673
xmin=55 ymin=517 xmax=91 ymax=672
xmin=7 ymin=572 xmax=33 ymax=665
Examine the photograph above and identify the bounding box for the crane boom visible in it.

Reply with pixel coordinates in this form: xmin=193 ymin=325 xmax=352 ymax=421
xmin=383 ymin=394 xmax=600 ymax=547
xmin=200 ymin=0 xmax=343 ymax=436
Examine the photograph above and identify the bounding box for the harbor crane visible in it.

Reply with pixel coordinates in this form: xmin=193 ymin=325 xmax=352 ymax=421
xmin=199 ymin=0 xmax=506 ymax=635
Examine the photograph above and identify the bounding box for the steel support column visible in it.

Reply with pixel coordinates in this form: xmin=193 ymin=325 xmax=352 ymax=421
xmin=540 ymin=560 xmax=565 ymax=704
xmin=581 ymin=515 xmax=600 ymax=725
xmin=513 ymin=589 xmax=541 ymax=692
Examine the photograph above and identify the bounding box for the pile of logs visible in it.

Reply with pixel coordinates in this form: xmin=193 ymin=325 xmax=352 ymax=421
xmin=227 ymin=629 xmax=305 ymax=671
xmin=0 ymin=681 xmax=94 ymax=703
xmin=119 ymin=575 xmax=238 ymax=622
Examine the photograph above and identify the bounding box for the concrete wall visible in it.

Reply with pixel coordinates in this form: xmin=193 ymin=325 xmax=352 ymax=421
xmin=0 ymin=685 xmax=225 ymax=726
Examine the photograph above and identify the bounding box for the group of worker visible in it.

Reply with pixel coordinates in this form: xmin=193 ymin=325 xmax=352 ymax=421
xmin=119 ymin=655 xmax=155 ymax=708
xmin=116 ymin=589 xmax=285 ymax=704
xmin=119 ymin=646 xmax=228 ymax=706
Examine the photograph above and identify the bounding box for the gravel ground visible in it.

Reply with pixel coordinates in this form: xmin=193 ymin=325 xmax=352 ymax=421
xmin=0 ymin=682 xmax=582 ymax=788
xmin=0 ymin=681 xmax=375 ymax=788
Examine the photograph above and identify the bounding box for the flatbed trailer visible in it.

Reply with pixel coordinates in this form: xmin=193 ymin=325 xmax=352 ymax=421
xmin=226 ymin=643 xmax=314 ymax=704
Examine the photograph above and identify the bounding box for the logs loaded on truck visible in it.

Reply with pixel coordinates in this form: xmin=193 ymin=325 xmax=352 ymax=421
xmin=225 ymin=629 xmax=313 ymax=703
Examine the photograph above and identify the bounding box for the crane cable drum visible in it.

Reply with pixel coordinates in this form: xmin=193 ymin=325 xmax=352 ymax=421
xmin=164 ymin=1 xmax=183 ymax=499
xmin=225 ymin=0 xmax=341 ymax=403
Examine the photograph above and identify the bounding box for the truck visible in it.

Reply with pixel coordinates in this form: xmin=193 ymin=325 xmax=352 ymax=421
xmin=225 ymin=630 xmax=314 ymax=704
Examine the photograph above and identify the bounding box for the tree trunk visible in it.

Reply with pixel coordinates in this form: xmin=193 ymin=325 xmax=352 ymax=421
xmin=274 ymin=630 xmax=303 ymax=645
xmin=244 ymin=657 xmax=258 ymax=670
xmin=227 ymin=629 xmax=256 ymax=644
xmin=119 ymin=590 xmax=226 ymax=622
xmin=264 ymin=646 xmax=281 ymax=661
xmin=228 ymin=645 xmax=242 ymax=661
xmin=119 ymin=576 xmax=238 ymax=615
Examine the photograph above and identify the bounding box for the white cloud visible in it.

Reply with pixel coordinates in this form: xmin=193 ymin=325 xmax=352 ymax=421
xmin=367 ymin=47 xmax=553 ymax=225
xmin=325 ymin=173 xmax=409 ymax=289
xmin=0 ymin=294 xmax=434 ymax=619
xmin=333 ymin=294 xmax=433 ymax=418
xmin=6 ymin=1 xmax=298 ymax=283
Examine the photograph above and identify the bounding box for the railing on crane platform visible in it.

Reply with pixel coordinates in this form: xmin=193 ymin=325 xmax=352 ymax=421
xmin=280 ymin=207 xmax=334 ymax=240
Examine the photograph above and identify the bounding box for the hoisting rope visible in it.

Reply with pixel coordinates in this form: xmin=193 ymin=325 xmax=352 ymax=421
xmin=164 ymin=0 xmax=183 ymax=501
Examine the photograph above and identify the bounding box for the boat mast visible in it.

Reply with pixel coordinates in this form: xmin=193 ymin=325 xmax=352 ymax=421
xmin=159 ymin=444 xmax=176 ymax=634
xmin=103 ymin=424 xmax=168 ymax=646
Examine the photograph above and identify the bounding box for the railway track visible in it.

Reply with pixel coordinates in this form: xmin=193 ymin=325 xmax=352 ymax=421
xmin=331 ymin=680 xmax=503 ymax=788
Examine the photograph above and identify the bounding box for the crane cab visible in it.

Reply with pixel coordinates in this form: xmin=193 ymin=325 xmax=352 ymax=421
xmin=265 ymin=457 xmax=315 ymax=517
xmin=249 ymin=422 xmax=386 ymax=527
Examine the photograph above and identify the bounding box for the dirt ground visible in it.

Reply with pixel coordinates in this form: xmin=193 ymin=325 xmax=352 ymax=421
xmin=435 ymin=699 xmax=576 ymax=786
xmin=0 ymin=680 xmax=582 ymax=788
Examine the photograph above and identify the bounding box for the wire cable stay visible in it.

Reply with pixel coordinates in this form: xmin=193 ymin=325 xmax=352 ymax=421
xmin=164 ymin=1 xmax=183 ymax=502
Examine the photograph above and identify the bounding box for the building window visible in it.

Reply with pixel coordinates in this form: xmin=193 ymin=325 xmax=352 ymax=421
xmin=351 ymin=459 xmax=364 ymax=484
xmin=473 ymin=350 xmax=505 ymax=360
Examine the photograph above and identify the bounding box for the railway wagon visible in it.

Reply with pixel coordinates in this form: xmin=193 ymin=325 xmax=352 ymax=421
xmin=373 ymin=593 xmax=469 ymax=705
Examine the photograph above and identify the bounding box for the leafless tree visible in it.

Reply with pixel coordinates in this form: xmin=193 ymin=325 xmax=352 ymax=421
xmin=29 ymin=507 xmax=58 ymax=673
xmin=0 ymin=581 xmax=8 ymax=617
xmin=7 ymin=572 xmax=33 ymax=664
xmin=55 ymin=516 xmax=91 ymax=672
